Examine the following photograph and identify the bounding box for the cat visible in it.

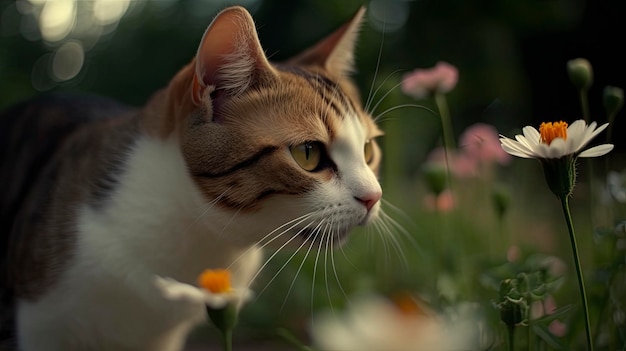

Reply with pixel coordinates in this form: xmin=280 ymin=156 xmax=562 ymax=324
xmin=0 ymin=5 xmax=383 ymax=351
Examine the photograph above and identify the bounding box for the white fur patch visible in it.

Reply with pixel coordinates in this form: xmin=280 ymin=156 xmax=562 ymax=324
xmin=16 ymin=136 xmax=262 ymax=351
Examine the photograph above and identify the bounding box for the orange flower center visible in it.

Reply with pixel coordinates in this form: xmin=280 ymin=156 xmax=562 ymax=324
xmin=539 ymin=121 xmax=568 ymax=145
xmin=197 ymin=269 xmax=232 ymax=293
xmin=391 ymin=292 xmax=428 ymax=316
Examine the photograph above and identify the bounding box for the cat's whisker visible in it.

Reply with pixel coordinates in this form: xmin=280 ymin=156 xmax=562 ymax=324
xmin=368 ymin=79 xmax=408 ymax=117
xmin=374 ymin=211 xmax=410 ymax=271
xmin=373 ymin=103 xmax=437 ymax=123
xmin=365 ymin=69 xmax=404 ymax=114
xmin=373 ymin=217 xmax=394 ymax=268
xmin=279 ymin=224 xmax=320 ymax=313
xmin=330 ymin=222 xmax=352 ymax=308
xmin=380 ymin=199 xmax=424 ymax=255
xmin=247 ymin=220 xmax=317 ymax=295
xmin=253 ymin=218 xmax=325 ymax=301
xmin=219 ymin=205 xmax=243 ymax=238
xmin=336 ymin=235 xmax=358 ymax=270
xmin=182 ymin=186 xmax=233 ymax=237
xmin=227 ymin=212 xmax=316 ymax=269
xmin=363 ymin=27 xmax=385 ymax=113
xmin=309 ymin=220 xmax=328 ymax=317
xmin=322 ymin=223 xmax=335 ymax=315
xmin=251 ymin=238 xmax=306 ymax=302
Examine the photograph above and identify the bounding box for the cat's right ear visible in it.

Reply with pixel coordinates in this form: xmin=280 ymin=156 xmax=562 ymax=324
xmin=192 ymin=6 xmax=275 ymax=105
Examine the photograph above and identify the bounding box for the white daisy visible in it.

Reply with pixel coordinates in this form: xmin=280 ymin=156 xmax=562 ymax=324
xmin=154 ymin=269 xmax=253 ymax=309
xmin=499 ymin=119 xmax=613 ymax=159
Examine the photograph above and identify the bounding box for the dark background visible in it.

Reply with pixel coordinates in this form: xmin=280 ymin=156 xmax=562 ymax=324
xmin=1 ymin=0 xmax=624 ymax=152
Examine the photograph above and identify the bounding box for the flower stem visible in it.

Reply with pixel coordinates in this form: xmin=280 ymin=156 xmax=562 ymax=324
xmin=221 ymin=328 xmax=233 ymax=351
xmin=507 ymin=324 xmax=515 ymax=351
xmin=559 ymin=195 xmax=593 ymax=350
xmin=434 ymin=92 xmax=456 ymax=150
xmin=435 ymin=206 xmax=442 ymax=293
xmin=434 ymin=92 xmax=454 ymax=294
xmin=579 ymin=89 xmax=590 ymax=122
xmin=434 ymin=92 xmax=455 ymax=199
xmin=276 ymin=328 xmax=315 ymax=351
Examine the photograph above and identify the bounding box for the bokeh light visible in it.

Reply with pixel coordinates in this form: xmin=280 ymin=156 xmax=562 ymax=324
xmin=10 ymin=0 xmax=134 ymax=89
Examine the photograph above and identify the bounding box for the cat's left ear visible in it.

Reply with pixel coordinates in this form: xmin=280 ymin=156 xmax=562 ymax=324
xmin=192 ymin=6 xmax=275 ymax=105
xmin=288 ymin=7 xmax=366 ymax=77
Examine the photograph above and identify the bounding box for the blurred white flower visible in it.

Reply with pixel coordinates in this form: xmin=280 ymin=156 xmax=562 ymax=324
xmin=154 ymin=269 xmax=252 ymax=309
xmin=310 ymin=293 xmax=483 ymax=351
xmin=606 ymin=170 xmax=626 ymax=203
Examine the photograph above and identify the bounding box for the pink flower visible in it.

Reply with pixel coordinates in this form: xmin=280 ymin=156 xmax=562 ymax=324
xmin=402 ymin=61 xmax=459 ymax=99
xmin=423 ymin=189 xmax=456 ymax=212
xmin=531 ymin=295 xmax=567 ymax=337
xmin=549 ymin=320 xmax=567 ymax=337
xmin=426 ymin=147 xmax=478 ymax=178
xmin=459 ymin=123 xmax=511 ymax=166
xmin=506 ymin=245 xmax=521 ymax=262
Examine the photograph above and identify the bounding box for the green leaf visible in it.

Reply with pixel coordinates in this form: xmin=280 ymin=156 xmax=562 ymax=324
xmin=534 ymin=304 xmax=575 ymax=324
xmin=532 ymin=324 xmax=566 ymax=349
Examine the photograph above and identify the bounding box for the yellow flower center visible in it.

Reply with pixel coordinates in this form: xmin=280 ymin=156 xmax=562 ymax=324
xmin=197 ymin=269 xmax=233 ymax=293
xmin=539 ymin=121 xmax=568 ymax=145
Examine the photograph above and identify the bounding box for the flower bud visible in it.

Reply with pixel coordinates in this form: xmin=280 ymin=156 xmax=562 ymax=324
xmin=491 ymin=184 xmax=510 ymax=220
xmin=603 ymin=85 xmax=624 ymax=118
xmin=422 ymin=163 xmax=448 ymax=195
xmin=497 ymin=279 xmax=527 ymax=327
xmin=567 ymin=58 xmax=593 ymax=91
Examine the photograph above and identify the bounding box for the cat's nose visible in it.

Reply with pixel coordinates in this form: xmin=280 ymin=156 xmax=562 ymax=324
xmin=355 ymin=191 xmax=382 ymax=211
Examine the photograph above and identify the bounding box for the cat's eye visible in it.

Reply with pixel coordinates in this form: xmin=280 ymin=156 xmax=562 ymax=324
xmin=364 ymin=140 xmax=374 ymax=164
xmin=290 ymin=142 xmax=322 ymax=171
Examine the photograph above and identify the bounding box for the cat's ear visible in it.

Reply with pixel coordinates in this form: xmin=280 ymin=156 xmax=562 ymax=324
xmin=288 ymin=7 xmax=366 ymax=77
xmin=192 ymin=6 xmax=274 ymax=105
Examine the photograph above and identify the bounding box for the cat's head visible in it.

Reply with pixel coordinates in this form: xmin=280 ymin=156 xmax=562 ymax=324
xmin=154 ymin=6 xmax=382 ymax=248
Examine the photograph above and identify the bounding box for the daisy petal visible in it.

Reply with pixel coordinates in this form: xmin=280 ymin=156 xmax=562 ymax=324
xmin=155 ymin=276 xmax=206 ymax=304
xmin=522 ymin=126 xmax=541 ymax=146
xmin=574 ymin=121 xmax=596 ymax=151
xmin=503 ymin=136 xmax=533 ymax=155
xmin=578 ymin=144 xmax=614 ymax=157
xmin=564 ymin=137 xmax=578 ymax=155
xmin=578 ymin=122 xmax=609 ymax=151
xmin=514 ymin=135 xmax=536 ymax=153
xmin=546 ymin=138 xmax=567 ymax=158
xmin=501 ymin=142 xmax=534 ymax=158
xmin=500 ymin=138 xmax=534 ymax=158
xmin=567 ymin=120 xmax=587 ymax=142
xmin=204 ymin=294 xmax=229 ymax=309
xmin=535 ymin=143 xmax=551 ymax=158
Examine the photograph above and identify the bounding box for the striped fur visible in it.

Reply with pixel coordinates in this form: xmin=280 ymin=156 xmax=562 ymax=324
xmin=0 ymin=6 xmax=382 ymax=351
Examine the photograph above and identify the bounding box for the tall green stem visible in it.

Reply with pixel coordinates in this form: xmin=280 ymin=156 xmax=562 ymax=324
xmin=507 ymin=325 xmax=516 ymax=351
xmin=433 ymin=92 xmax=454 ymax=294
xmin=434 ymin=93 xmax=455 ymax=150
xmin=559 ymin=196 xmax=594 ymax=350
xmin=579 ymin=89 xmax=590 ymax=122
xmin=221 ymin=328 xmax=233 ymax=351
xmin=434 ymin=92 xmax=455 ymax=199
xmin=435 ymin=207 xmax=442 ymax=293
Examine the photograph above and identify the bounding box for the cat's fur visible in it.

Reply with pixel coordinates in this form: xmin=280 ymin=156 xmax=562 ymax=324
xmin=0 ymin=5 xmax=383 ymax=351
